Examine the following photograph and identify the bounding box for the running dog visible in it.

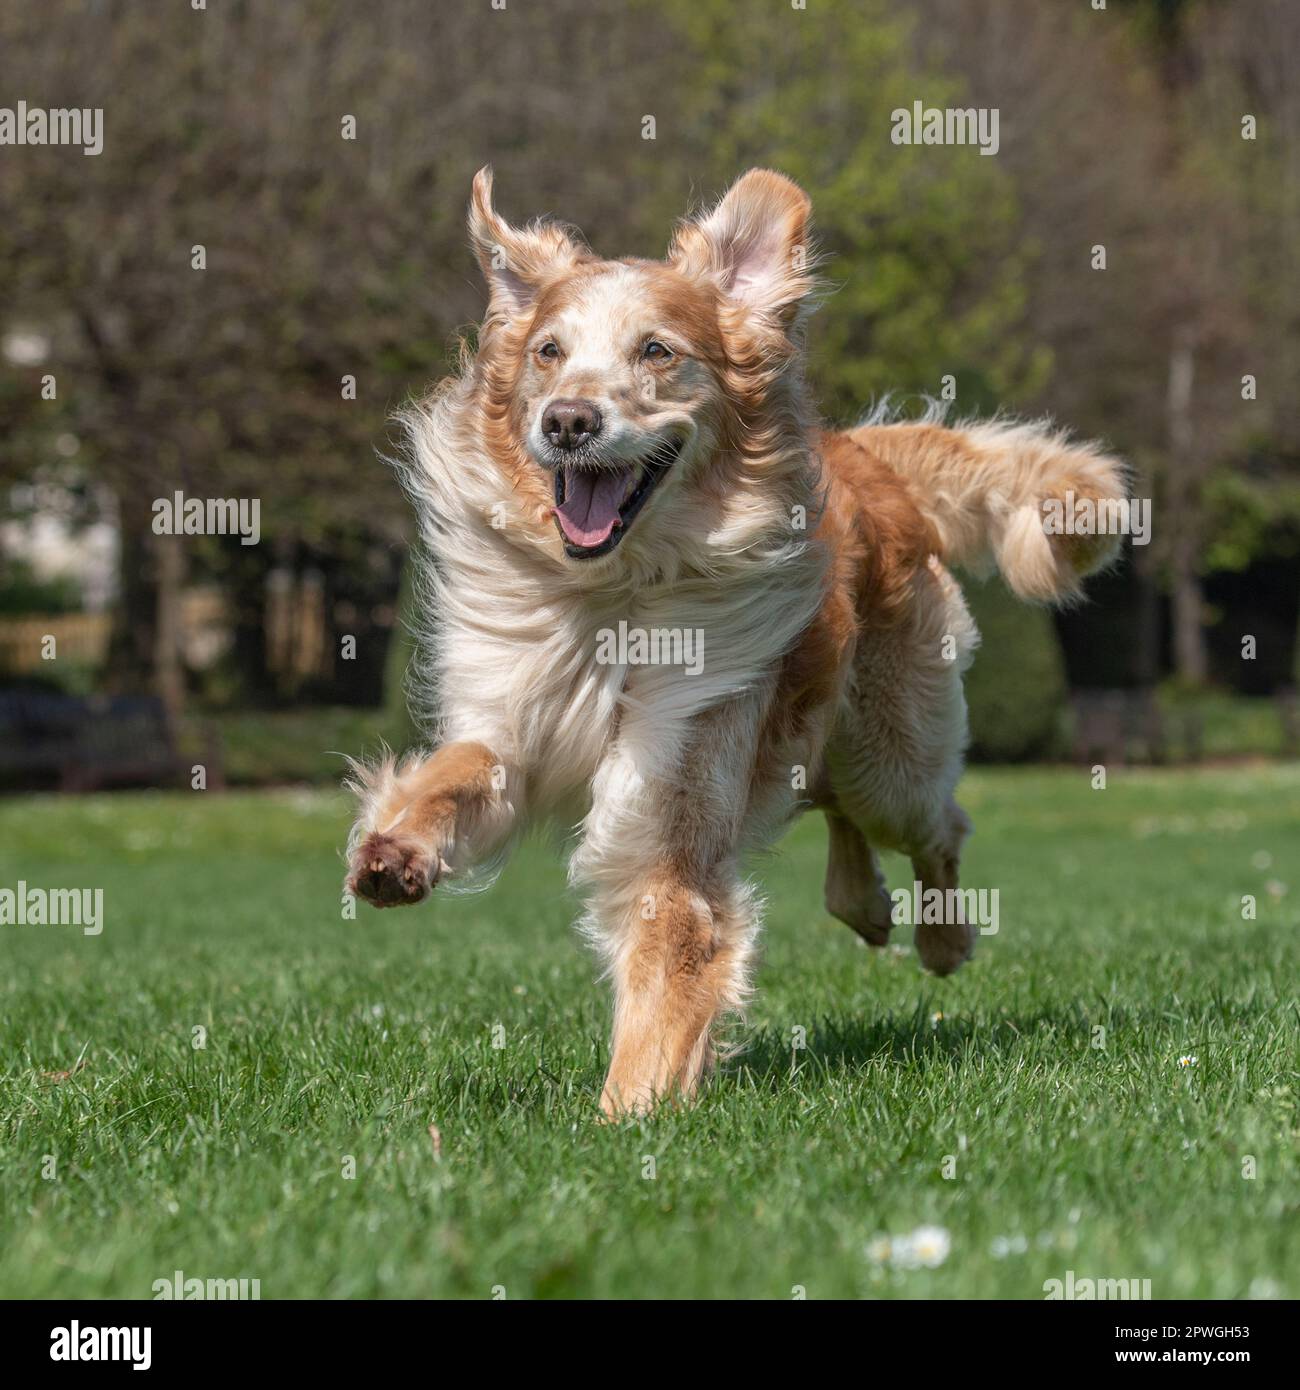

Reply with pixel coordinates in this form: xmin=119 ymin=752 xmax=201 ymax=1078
xmin=345 ymin=168 xmax=1126 ymax=1115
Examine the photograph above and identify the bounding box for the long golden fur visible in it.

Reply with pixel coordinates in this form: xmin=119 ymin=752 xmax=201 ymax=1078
xmin=346 ymin=169 xmax=1128 ymax=1115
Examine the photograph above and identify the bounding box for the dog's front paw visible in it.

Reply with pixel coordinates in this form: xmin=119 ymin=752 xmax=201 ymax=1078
xmin=347 ymin=832 xmax=438 ymax=908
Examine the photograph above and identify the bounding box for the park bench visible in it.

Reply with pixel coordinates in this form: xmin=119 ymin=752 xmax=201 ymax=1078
xmin=0 ymin=690 xmax=200 ymax=791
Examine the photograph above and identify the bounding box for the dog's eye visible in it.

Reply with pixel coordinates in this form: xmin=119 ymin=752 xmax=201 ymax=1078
xmin=643 ymin=340 xmax=673 ymax=362
xmin=537 ymin=342 xmax=560 ymax=361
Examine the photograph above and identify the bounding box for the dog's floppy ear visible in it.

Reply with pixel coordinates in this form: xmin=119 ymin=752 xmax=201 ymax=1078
xmin=468 ymin=167 xmax=584 ymax=318
xmin=669 ymin=169 xmax=815 ymax=329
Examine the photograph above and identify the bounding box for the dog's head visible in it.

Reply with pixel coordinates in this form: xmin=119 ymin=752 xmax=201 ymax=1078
xmin=465 ymin=168 xmax=817 ymax=572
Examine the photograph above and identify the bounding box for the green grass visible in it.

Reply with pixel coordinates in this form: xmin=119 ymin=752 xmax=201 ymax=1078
xmin=1 ymin=766 xmax=1297 ymax=1300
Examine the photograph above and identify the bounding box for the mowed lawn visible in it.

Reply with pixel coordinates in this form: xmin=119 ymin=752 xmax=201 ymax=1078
xmin=1 ymin=766 xmax=1297 ymax=1300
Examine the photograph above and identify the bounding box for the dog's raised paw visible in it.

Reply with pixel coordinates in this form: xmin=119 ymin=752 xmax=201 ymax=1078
xmin=347 ymin=832 xmax=436 ymax=908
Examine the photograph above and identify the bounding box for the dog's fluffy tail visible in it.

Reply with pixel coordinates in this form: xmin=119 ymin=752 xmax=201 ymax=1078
xmin=848 ymin=414 xmax=1130 ymax=603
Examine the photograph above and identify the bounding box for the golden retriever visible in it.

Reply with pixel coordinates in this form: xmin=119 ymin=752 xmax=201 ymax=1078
xmin=346 ymin=169 xmax=1126 ymax=1115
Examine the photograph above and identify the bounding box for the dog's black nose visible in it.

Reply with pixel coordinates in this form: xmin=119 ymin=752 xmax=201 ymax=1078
xmin=542 ymin=399 xmax=602 ymax=451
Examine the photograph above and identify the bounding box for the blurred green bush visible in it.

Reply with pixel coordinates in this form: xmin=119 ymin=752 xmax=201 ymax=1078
xmin=963 ymin=576 xmax=1070 ymax=762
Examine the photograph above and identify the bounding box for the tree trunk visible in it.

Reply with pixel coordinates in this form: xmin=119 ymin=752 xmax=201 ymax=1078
xmin=104 ymin=495 xmax=187 ymax=717
xmin=1166 ymin=337 xmax=1208 ymax=685
xmin=228 ymin=542 xmax=279 ymax=705
xmin=152 ymin=533 xmax=186 ymax=721
xmin=104 ymin=493 xmax=159 ymax=694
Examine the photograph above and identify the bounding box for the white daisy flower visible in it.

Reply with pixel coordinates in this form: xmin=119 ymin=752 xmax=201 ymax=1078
xmin=898 ymin=1225 xmax=951 ymax=1269
xmin=869 ymin=1225 xmax=951 ymax=1270
xmin=865 ymin=1236 xmax=893 ymax=1266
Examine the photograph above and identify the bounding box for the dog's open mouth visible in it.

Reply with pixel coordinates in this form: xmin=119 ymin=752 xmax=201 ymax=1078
xmin=553 ymin=439 xmax=681 ymax=560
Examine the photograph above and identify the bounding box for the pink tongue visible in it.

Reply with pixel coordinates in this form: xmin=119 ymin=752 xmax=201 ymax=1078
xmin=556 ymin=467 xmax=632 ymax=547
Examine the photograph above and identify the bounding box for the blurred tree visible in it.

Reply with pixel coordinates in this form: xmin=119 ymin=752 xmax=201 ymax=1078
xmin=0 ymin=0 xmax=677 ymax=713
xmin=911 ymin=0 xmax=1297 ymax=690
xmin=1 ymin=0 xmax=1292 ymax=720
xmin=658 ymin=0 xmax=1038 ymax=421
xmin=1177 ymin=0 xmax=1300 ymax=684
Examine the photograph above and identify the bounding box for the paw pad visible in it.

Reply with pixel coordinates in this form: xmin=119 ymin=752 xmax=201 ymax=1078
xmin=348 ymin=833 xmax=435 ymax=908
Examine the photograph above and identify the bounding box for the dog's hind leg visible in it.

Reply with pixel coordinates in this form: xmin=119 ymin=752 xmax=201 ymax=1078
xmin=827 ymin=557 xmax=980 ymax=976
xmin=910 ymin=798 xmax=975 ymax=976
xmin=823 ymin=809 xmax=894 ymax=946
